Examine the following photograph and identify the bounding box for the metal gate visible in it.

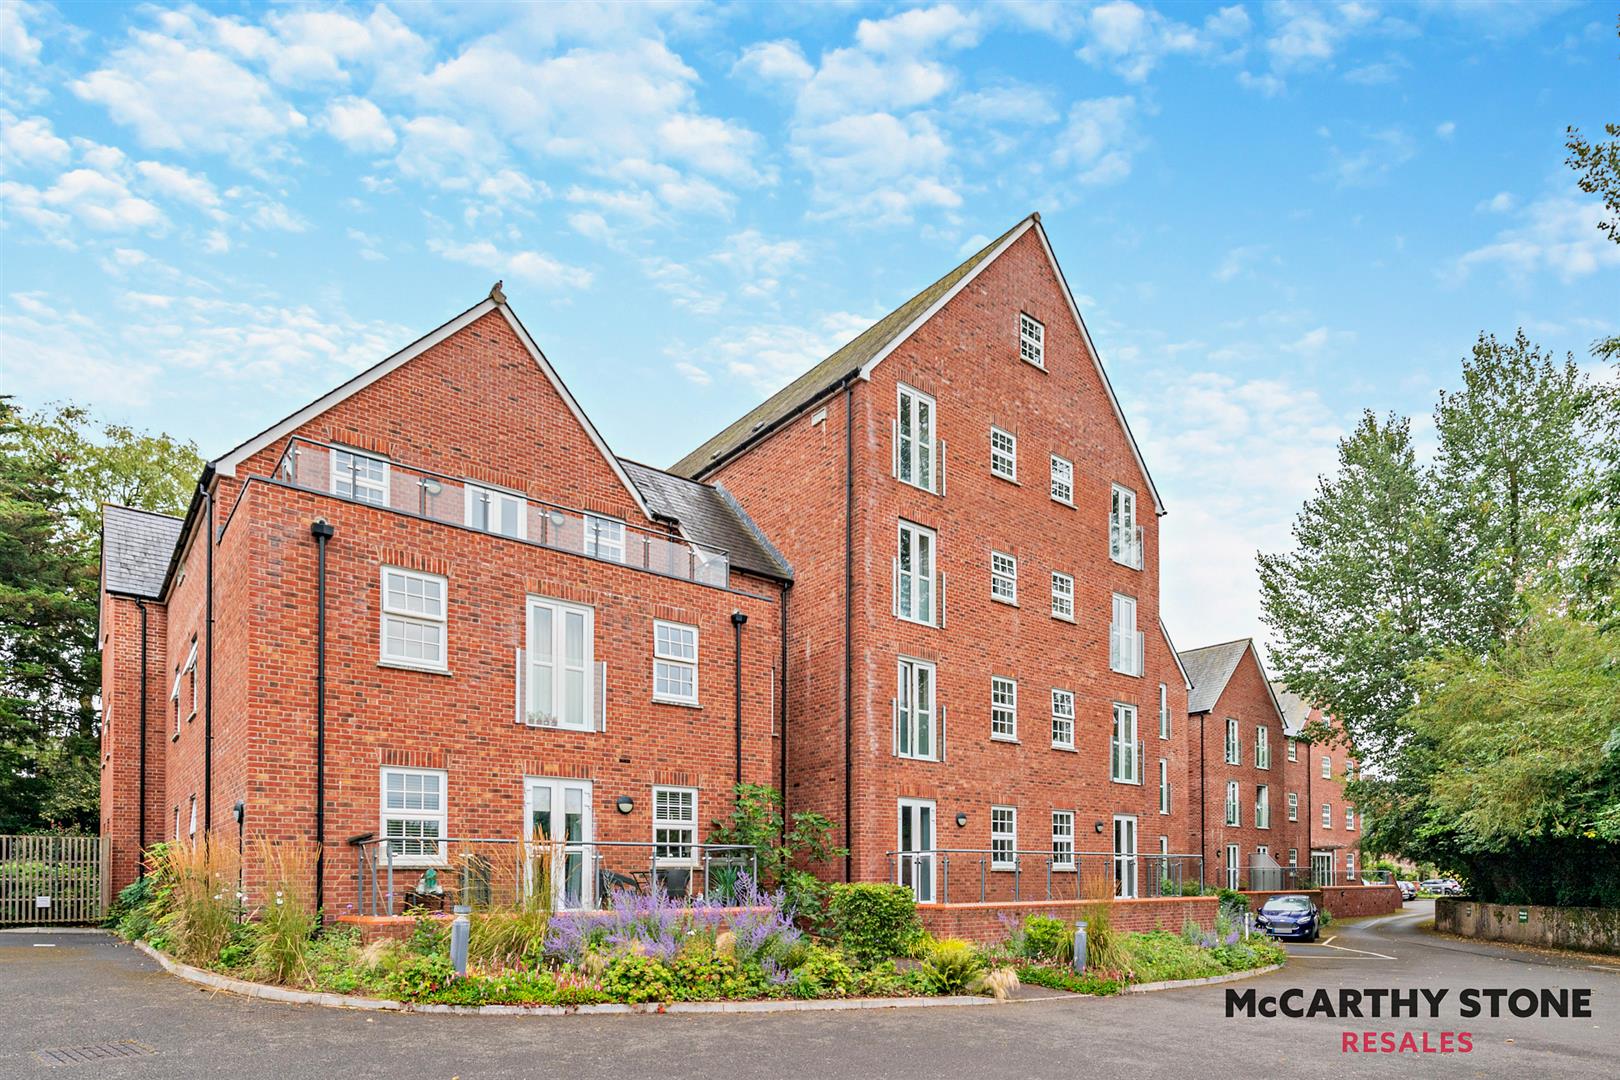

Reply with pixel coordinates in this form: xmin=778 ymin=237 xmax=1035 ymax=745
xmin=0 ymin=835 xmax=110 ymax=925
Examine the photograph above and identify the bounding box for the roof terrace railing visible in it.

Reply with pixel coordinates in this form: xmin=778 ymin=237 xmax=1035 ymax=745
xmin=274 ymin=437 xmax=729 ymax=588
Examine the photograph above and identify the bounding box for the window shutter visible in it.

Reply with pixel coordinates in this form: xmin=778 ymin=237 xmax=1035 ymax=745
xmin=1109 ymin=617 xmax=1121 ymax=669
xmin=938 ymin=438 xmax=946 ymax=496
xmin=892 ymin=697 xmax=900 ymax=756
xmin=1136 ymin=733 xmax=1144 ymax=784
xmin=515 ymin=647 xmax=525 ymax=725
xmin=1134 ymin=631 xmax=1145 ymax=676
xmin=939 ymin=705 xmax=947 ymax=762
xmin=891 ymin=417 xmax=899 ymax=478
xmin=596 ymin=661 xmax=607 ymax=731
xmin=892 ymin=556 xmax=900 ymax=617
xmin=937 ymin=571 xmax=946 ymax=628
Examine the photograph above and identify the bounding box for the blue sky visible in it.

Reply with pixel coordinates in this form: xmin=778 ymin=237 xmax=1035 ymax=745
xmin=2 ymin=1 xmax=1615 ymax=651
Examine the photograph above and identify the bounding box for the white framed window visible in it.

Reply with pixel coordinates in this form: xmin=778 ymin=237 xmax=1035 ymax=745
xmin=1050 ymin=689 xmax=1075 ymax=749
xmin=653 ymin=786 xmax=698 ymax=866
xmin=187 ymin=795 xmax=196 ymax=837
xmin=1346 ymin=852 xmax=1356 ymax=880
xmin=1225 ymin=843 xmax=1241 ymax=890
xmin=526 ymin=596 xmax=595 ymax=730
xmin=1255 ymin=784 xmax=1270 ymax=829
xmin=1159 ymin=835 xmax=1169 ymax=857
xmin=1019 ymin=312 xmax=1044 ymax=368
xmin=1049 ymin=454 xmax=1073 ymax=505
xmin=1287 ymin=737 xmax=1297 ymax=762
xmin=1287 ymin=792 xmax=1299 ymax=821
xmin=1322 ymin=803 xmax=1332 ymax=828
xmin=895 ymin=657 xmax=937 ymax=760
xmin=991 ymin=550 xmax=1017 ymax=604
xmin=170 ymin=666 xmax=181 ymax=737
xmin=652 ymin=620 xmax=698 ymax=705
xmin=896 ymin=384 xmax=937 ymax=492
xmin=1113 ymin=815 xmax=1138 ymax=898
xmin=991 ymin=806 xmax=1017 ymax=869
xmin=185 ymin=639 xmax=198 ymax=718
xmin=896 ymin=521 xmax=936 ymax=626
xmin=380 ymin=567 xmax=447 ymax=670
xmin=1109 ymin=594 xmax=1142 ymax=676
xmin=1225 ymin=718 xmax=1241 ymax=765
xmin=1346 ymin=806 xmax=1355 ymax=831
xmin=1051 ymin=810 xmax=1074 ymax=870
xmin=1256 ymin=726 xmax=1271 ymax=770
xmin=1109 ymin=484 xmax=1141 ymax=569
xmin=1110 ymin=702 xmax=1140 ymax=784
xmin=583 ymin=514 xmax=625 ymax=562
xmin=1225 ymin=780 xmax=1240 ymax=826
xmin=381 ymin=767 xmax=446 ymax=865
xmin=991 ymin=676 xmax=1017 ymax=741
xmin=466 ymin=484 xmax=526 ymax=539
xmin=333 ymin=447 xmax=389 ymax=506
xmin=1288 ymin=848 xmax=1298 ymax=867
xmin=1158 ymin=683 xmax=1169 ymax=739
xmin=1051 ymin=571 xmax=1075 ymax=621
xmin=990 ymin=427 xmax=1017 ymax=481
xmin=1321 ymin=755 xmax=1332 ymax=779
xmin=1158 ymin=759 xmax=1170 ymax=814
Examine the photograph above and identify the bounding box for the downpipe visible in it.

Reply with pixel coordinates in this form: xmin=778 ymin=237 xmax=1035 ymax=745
xmin=311 ymin=519 xmax=334 ymax=914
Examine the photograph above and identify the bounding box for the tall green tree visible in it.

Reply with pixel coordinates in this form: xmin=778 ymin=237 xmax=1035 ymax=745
xmin=0 ymin=398 xmax=202 ymax=832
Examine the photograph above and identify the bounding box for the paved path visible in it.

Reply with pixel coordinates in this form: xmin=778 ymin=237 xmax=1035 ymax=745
xmin=4 ymin=903 xmax=1615 ymax=1079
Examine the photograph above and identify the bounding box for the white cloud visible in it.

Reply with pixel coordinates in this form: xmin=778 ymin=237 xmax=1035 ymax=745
xmin=854 ymin=5 xmax=982 ymax=55
xmin=0 ymin=111 xmax=69 ymax=169
xmin=673 ymin=308 xmax=880 ymax=394
xmin=732 ymin=40 xmax=815 ymax=86
xmin=394 ymin=116 xmax=501 ymax=191
xmin=1477 ymin=191 xmax=1514 ymax=213
xmin=134 ymin=160 xmax=222 ymax=213
xmin=1052 ymin=97 xmax=1140 ymax=186
xmin=1 ymin=167 xmax=166 ymax=235
xmin=1074 ymin=1 xmax=1248 ymax=83
xmin=1213 ymin=244 xmax=1271 ymax=282
xmin=793 ymin=112 xmax=960 ymax=223
xmin=1435 ymin=120 xmax=1456 ymax=139
xmin=251 ymin=200 xmax=307 ymax=232
xmin=0 ymin=2 xmax=43 ymax=68
xmin=1451 ymin=193 xmax=1620 ymax=283
xmin=951 ymin=83 xmax=1058 ymax=126
xmin=319 ymin=97 xmax=396 ymax=152
xmin=1237 ymin=69 xmax=1285 ymax=96
xmin=203 ymin=228 xmax=230 ymax=254
xmin=428 ymin=238 xmax=593 ymax=291
xmin=1323 ymin=126 xmax=1416 ymax=186
xmin=674 ymin=361 xmax=711 ymax=386
xmin=73 ymin=29 xmax=307 ymax=157
xmin=712 ymin=229 xmax=805 ymax=297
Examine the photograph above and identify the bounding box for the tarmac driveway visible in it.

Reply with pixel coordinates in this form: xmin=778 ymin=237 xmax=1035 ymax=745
xmin=3 ymin=903 xmax=1615 ymax=1079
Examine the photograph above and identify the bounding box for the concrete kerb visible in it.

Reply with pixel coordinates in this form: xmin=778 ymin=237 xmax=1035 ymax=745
xmin=133 ymin=940 xmax=1286 ymax=1014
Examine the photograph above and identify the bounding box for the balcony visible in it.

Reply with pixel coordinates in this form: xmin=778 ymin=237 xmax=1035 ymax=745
xmin=1110 ymin=522 xmax=1144 ymax=570
xmin=274 ymin=437 xmax=730 ymax=588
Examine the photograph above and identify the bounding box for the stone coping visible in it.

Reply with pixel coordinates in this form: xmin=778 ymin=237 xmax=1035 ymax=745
xmin=132 ymin=940 xmax=1283 ymax=1014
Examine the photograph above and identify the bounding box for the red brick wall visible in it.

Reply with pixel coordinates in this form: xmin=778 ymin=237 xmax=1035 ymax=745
xmin=99 ymin=597 xmax=169 ymax=888
xmin=1321 ymin=884 xmax=1400 ymax=918
xmin=1305 ymin=707 xmax=1362 ymax=878
xmin=917 ymin=896 xmax=1218 ymax=945
xmin=1191 ymin=646 xmax=1302 ymax=886
xmin=707 ymin=228 xmax=1190 ymax=890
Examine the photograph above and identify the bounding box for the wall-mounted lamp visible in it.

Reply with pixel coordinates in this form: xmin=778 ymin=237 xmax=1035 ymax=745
xmin=231 ymin=800 xmax=245 ymax=826
xmin=1094 ymin=820 xmax=1106 ymax=834
xmin=616 ymin=796 xmax=635 ymax=815
xmin=955 ymin=813 xmax=968 ymax=828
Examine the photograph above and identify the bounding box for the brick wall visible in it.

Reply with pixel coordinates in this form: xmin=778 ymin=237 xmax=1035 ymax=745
xmin=98 ymin=597 xmax=169 ymax=888
xmin=1321 ymin=884 xmax=1401 ymax=918
xmin=917 ymin=896 xmax=1218 ymax=945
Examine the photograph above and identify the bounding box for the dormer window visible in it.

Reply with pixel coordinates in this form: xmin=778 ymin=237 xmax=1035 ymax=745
xmin=1019 ymin=313 xmax=1044 ymax=368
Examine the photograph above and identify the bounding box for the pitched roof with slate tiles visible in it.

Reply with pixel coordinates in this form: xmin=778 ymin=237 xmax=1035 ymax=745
xmin=669 ymin=216 xmax=1033 ymax=480
xmin=618 ymin=460 xmax=792 ymax=582
xmin=1178 ymin=638 xmax=1287 ymax=724
xmin=101 ymin=504 xmax=185 ymax=599
xmin=1269 ymin=681 xmax=1312 ymax=736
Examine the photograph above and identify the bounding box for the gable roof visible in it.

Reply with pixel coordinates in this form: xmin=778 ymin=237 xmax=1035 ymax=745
xmin=1269 ymin=680 xmax=1312 ymax=736
xmin=617 ymin=459 xmax=792 ymax=582
xmin=102 ymin=504 xmax=185 ymax=599
xmin=210 ymin=290 xmax=653 ymax=521
xmin=1178 ymin=638 xmax=1287 ymax=722
xmin=669 ymin=213 xmax=1166 ymax=515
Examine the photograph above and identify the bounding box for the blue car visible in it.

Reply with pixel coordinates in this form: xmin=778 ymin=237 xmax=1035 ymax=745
xmin=1255 ymin=895 xmax=1320 ymax=941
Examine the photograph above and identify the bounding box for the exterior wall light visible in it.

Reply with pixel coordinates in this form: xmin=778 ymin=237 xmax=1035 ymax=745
xmin=616 ymin=796 xmax=635 ymax=815
xmin=955 ymin=812 xmax=968 ymax=828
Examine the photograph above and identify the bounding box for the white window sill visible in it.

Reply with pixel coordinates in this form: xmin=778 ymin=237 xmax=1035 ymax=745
xmin=379 ymin=659 xmax=452 ymax=676
xmin=1051 ymin=497 xmax=1074 ymax=508
xmin=895 ymin=755 xmax=942 ymax=763
xmin=896 ymin=614 xmax=938 ymax=629
xmin=1020 ymin=357 xmax=1047 ymax=373
xmin=652 ymin=697 xmax=702 ymax=709
xmin=992 ymin=595 xmax=1018 ymax=607
xmin=991 ymin=473 xmax=1019 ymax=485
xmin=990 ymin=734 xmax=1020 ymax=744
xmin=897 ymin=477 xmax=941 ymax=497
xmin=1051 ymin=612 xmax=1075 ymax=623
xmin=1110 ymin=776 xmax=1143 ymax=786
xmin=1109 ymin=667 xmax=1144 ymax=679
xmin=991 ymin=864 xmax=1018 ymax=872
xmin=1052 ymin=743 xmax=1077 ymax=753
xmin=1109 ymin=556 xmax=1143 ymax=572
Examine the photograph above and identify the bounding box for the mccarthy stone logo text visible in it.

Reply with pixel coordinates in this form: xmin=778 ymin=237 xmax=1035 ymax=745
xmin=1226 ymin=986 xmax=1594 ymax=1020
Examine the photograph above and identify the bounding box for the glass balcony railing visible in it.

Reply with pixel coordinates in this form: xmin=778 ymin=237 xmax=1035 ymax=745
xmin=274 ymin=437 xmax=729 ymax=588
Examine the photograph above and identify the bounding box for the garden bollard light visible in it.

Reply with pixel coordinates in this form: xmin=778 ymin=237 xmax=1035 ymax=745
xmin=1073 ymin=920 xmax=1088 ymax=973
xmin=450 ymin=905 xmax=471 ymax=976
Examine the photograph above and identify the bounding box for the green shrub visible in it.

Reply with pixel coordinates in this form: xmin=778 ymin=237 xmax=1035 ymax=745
xmin=852 ymin=958 xmax=924 ymax=997
xmin=153 ymin=837 xmax=238 ymax=966
xmin=669 ymin=946 xmax=753 ymax=1001
xmin=1215 ymin=888 xmax=1249 ymax=914
xmin=469 ymin=908 xmax=550 ymax=970
xmin=1021 ymin=915 xmax=1073 ymax=963
xmin=789 ymin=945 xmax=855 ymax=999
xmin=405 ymin=909 xmax=449 ymax=955
xmin=388 ymin=953 xmax=457 ymax=1000
xmin=1179 ymin=919 xmax=1203 ymax=946
xmin=216 ymin=923 xmax=255 ymax=970
xmin=601 ymin=954 xmax=677 ymax=1003
xmin=825 ymin=883 xmax=921 ymax=966
xmin=918 ymin=938 xmax=987 ymax=994
xmin=1079 ymin=898 xmax=1126 ymax=972
xmin=306 ymin=929 xmax=373 ymax=994
xmin=251 ymin=839 xmax=318 ymax=985
xmin=1015 ymin=963 xmax=1124 ymax=996
xmin=1119 ymin=931 xmax=1223 ymax=982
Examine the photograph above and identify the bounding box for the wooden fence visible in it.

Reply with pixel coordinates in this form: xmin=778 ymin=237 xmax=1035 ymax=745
xmin=0 ymin=835 xmax=110 ymax=925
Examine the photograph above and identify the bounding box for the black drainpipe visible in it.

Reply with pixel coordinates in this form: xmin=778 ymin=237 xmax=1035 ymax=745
xmin=311 ymin=519 xmax=334 ymax=913
xmin=778 ymin=587 xmax=790 ymax=841
xmin=731 ymin=611 xmax=747 ymax=784
xmin=842 ymin=383 xmax=855 ymax=883
xmin=203 ymin=486 xmax=215 ymax=832
xmin=137 ymin=599 xmax=149 ymax=876
xmin=1198 ymin=714 xmax=1206 ymax=885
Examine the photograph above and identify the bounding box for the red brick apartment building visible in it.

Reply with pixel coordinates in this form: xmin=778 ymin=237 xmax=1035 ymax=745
xmin=99 ymin=292 xmax=792 ymax=908
xmin=671 ymin=213 xmax=1194 ymax=902
xmin=1272 ymin=685 xmax=1363 ymax=886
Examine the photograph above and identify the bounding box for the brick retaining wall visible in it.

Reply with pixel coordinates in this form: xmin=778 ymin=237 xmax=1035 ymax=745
xmin=1436 ymin=899 xmax=1620 ymax=956
xmin=1321 ymin=884 xmax=1401 ymax=917
xmin=916 ymin=896 xmax=1218 ymax=945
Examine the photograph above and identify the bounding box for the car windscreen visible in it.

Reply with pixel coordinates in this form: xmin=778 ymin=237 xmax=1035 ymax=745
xmin=1264 ymin=897 xmax=1313 ymax=912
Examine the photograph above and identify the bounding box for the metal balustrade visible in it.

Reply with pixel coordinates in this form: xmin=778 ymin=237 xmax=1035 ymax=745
xmin=275 ymin=437 xmax=730 ymax=588
xmin=882 ymin=848 xmax=1204 ymax=905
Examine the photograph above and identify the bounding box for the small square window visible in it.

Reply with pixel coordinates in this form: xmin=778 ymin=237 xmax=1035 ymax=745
xmin=653 ymin=786 xmax=698 ymax=865
xmin=991 ymin=676 xmax=1017 ymax=741
xmin=1019 ymin=313 xmax=1044 ymax=368
xmin=991 ymin=551 xmax=1017 ymax=604
xmin=991 ymin=806 xmax=1017 ymax=869
xmin=1050 ymin=572 xmax=1074 ymax=620
xmin=1051 ymin=810 xmax=1074 ymax=869
xmin=380 ymin=567 xmax=447 ymax=670
xmin=1050 ymin=455 xmax=1073 ymax=505
xmin=653 ymin=621 xmax=698 ymax=705
xmin=990 ymin=427 xmax=1017 ymax=481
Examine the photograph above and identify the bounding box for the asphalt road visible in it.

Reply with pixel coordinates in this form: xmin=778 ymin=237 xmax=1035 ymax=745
xmin=4 ymin=902 xmax=1615 ymax=1079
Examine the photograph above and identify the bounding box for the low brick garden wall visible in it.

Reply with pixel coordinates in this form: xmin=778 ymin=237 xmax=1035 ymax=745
xmin=1240 ymin=889 xmax=1323 ymax=912
xmin=1436 ymin=899 xmax=1620 ymax=956
xmin=916 ymin=896 xmax=1218 ymax=945
xmin=1321 ymin=884 xmax=1402 ymax=918
xmin=336 ymin=905 xmax=777 ymax=946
